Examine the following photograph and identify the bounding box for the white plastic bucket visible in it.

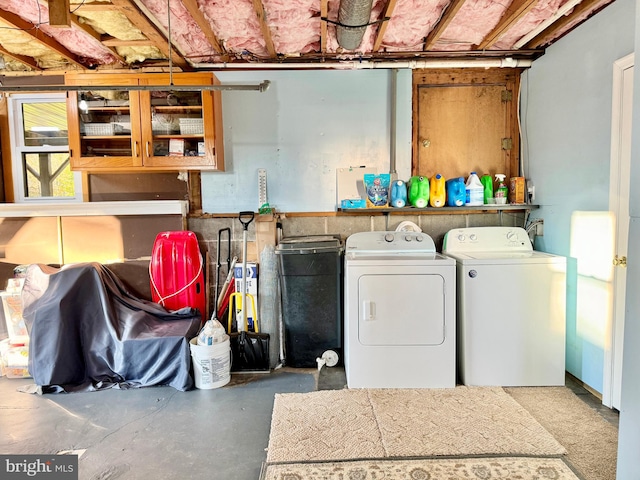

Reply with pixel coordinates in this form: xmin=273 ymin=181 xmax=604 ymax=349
xmin=189 ymin=336 xmax=231 ymax=389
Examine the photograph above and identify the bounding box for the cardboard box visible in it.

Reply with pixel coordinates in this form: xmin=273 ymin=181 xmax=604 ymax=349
xmin=234 ymin=263 xmax=258 ymax=330
xmin=509 ymin=177 xmax=526 ymax=204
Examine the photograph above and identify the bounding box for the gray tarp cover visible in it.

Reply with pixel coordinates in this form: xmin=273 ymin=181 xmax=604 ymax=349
xmin=21 ymin=263 xmax=201 ymax=393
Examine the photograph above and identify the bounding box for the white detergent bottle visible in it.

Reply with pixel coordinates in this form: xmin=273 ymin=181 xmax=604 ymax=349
xmin=465 ymin=172 xmax=484 ymax=206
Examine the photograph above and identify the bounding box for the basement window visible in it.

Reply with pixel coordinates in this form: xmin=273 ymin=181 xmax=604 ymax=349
xmin=8 ymin=94 xmax=82 ymax=203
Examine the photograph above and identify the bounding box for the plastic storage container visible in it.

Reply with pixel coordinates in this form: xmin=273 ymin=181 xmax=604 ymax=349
xmin=275 ymin=235 xmax=343 ymax=367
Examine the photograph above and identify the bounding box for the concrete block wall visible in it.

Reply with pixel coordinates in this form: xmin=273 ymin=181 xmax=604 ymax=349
xmin=188 ymin=211 xmax=525 ymax=369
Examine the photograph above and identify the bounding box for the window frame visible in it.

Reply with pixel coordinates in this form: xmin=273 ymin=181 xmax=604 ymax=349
xmin=7 ymin=93 xmax=83 ymax=204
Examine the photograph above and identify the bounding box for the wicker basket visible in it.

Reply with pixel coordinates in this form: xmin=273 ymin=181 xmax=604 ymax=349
xmin=83 ymin=123 xmax=122 ymax=136
xmin=179 ymin=118 xmax=204 ymax=135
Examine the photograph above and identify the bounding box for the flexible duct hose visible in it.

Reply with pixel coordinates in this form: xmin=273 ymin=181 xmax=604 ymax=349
xmin=337 ymin=0 xmax=374 ymax=50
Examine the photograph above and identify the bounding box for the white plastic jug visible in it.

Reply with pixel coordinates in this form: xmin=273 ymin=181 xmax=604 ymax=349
xmin=465 ymin=172 xmax=484 ymax=206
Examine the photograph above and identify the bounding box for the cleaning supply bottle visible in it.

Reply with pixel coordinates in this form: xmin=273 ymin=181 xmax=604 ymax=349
xmin=429 ymin=173 xmax=446 ymax=207
xmin=480 ymin=174 xmax=493 ymax=204
xmin=494 ymin=174 xmax=508 ymax=204
xmin=408 ymin=176 xmax=429 ymax=208
xmin=446 ymin=177 xmax=465 ymax=206
xmin=390 ymin=179 xmax=407 ymax=208
xmin=465 ymin=172 xmax=483 ymax=206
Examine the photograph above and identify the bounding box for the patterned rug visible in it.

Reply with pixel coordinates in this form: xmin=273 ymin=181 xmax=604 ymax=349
xmin=266 ymin=387 xmax=566 ymax=463
xmin=262 ymin=456 xmax=582 ymax=480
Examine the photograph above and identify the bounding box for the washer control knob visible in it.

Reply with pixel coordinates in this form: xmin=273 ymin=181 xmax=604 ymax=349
xmin=384 ymin=233 xmax=395 ymax=243
xmin=457 ymin=234 xmax=466 ymax=242
xmin=506 ymin=231 xmax=517 ymax=241
xmin=404 ymin=235 xmax=412 ymax=242
xmin=470 ymin=234 xmax=477 ymax=241
xmin=416 ymin=235 xmax=424 ymax=242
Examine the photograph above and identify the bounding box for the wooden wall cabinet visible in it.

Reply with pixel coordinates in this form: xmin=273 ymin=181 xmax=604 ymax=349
xmin=65 ymin=72 xmax=224 ymax=172
xmin=412 ymin=68 xmax=522 ymax=182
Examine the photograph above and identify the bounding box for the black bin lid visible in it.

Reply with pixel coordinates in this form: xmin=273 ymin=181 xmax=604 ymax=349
xmin=275 ymin=235 xmax=342 ymax=254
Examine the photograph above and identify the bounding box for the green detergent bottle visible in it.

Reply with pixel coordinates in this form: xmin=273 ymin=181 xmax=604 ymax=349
xmin=408 ymin=176 xmax=429 ymax=208
xmin=481 ymin=174 xmax=493 ymax=204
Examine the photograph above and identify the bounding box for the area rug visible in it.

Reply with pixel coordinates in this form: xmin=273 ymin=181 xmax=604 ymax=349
xmin=266 ymin=387 xmax=566 ymax=463
xmin=507 ymin=386 xmax=618 ymax=480
xmin=262 ymin=456 xmax=582 ymax=480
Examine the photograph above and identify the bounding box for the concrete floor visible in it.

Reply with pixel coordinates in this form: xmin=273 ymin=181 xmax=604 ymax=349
xmin=0 ymin=368 xmax=615 ymax=480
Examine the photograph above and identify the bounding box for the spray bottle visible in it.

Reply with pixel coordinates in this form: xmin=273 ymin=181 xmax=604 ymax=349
xmin=494 ymin=174 xmax=508 ymax=204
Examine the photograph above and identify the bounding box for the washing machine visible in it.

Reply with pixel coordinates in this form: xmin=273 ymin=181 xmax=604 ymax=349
xmin=443 ymin=226 xmax=566 ymax=387
xmin=343 ymin=231 xmax=456 ymax=389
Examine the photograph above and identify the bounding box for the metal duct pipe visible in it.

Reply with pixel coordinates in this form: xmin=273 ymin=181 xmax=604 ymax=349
xmin=337 ymin=0 xmax=374 ymax=50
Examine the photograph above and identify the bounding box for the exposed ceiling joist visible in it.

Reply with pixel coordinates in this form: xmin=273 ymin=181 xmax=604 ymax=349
xmin=423 ymin=0 xmax=467 ymax=50
xmin=101 ymin=37 xmax=155 ymax=47
xmin=181 ymin=0 xmax=224 ymax=55
xmin=0 ymin=9 xmax=86 ymax=69
xmin=47 ymin=0 xmax=71 ymax=27
xmin=69 ymin=15 xmax=126 ymax=65
xmin=522 ymin=0 xmax=609 ymax=49
xmin=321 ymin=0 xmax=328 ymax=53
xmin=110 ymin=0 xmax=189 ymax=70
xmin=252 ymin=0 xmax=277 ymax=58
xmin=72 ymin=2 xmax=116 ymax=12
xmin=476 ymin=0 xmax=540 ymax=49
xmin=373 ymin=0 xmax=398 ymax=52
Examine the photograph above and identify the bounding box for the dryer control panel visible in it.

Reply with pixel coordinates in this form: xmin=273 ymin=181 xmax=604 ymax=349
xmin=443 ymin=227 xmax=532 ymax=253
xmin=345 ymin=230 xmax=436 ymax=254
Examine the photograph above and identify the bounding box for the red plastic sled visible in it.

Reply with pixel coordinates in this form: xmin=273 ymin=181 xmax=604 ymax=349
xmin=150 ymin=231 xmax=206 ymax=323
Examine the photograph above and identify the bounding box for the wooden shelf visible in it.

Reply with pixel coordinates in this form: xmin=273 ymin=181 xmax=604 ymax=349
xmin=337 ymin=204 xmax=537 ymax=214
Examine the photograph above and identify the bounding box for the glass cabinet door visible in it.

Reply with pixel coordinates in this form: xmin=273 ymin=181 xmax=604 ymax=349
xmin=76 ymin=89 xmax=138 ymax=159
xmin=145 ymin=89 xmax=205 ymax=159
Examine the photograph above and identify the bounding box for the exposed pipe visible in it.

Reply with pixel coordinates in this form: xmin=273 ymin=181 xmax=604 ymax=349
xmin=194 ymin=58 xmax=533 ymax=70
xmin=0 ymin=81 xmax=272 ymax=93
xmin=336 ymin=0 xmax=374 ymax=50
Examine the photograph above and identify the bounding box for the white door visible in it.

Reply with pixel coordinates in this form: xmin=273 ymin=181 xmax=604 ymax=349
xmin=604 ymin=54 xmax=633 ymax=409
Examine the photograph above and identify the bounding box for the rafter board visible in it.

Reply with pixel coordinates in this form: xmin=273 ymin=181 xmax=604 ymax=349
xmin=0 ymin=45 xmax=42 ymax=70
xmin=48 ymin=0 xmax=71 ymax=27
xmin=181 ymin=0 xmax=223 ymax=54
xmin=476 ymin=0 xmax=539 ymax=49
xmin=252 ymin=0 xmax=277 ymax=57
xmin=373 ymin=0 xmax=397 ymax=52
xmin=0 ymin=9 xmax=85 ymax=68
xmin=423 ymin=0 xmax=466 ymax=50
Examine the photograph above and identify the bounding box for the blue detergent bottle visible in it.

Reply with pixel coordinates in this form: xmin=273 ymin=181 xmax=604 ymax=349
xmin=408 ymin=176 xmax=429 ymax=208
xmin=390 ymin=180 xmax=408 ymax=208
xmin=446 ymin=177 xmax=466 ymax=206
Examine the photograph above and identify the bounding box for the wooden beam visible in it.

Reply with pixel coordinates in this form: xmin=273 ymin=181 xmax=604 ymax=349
xmin=181 ymin=0 xmax=224 ymax=54
xmin=423 ymin=0 xmax=466 ymax=50
xmin=110 ymin=0 xmax=190 ymax=70
xmin=476 ymin=0 xmax=539 ymax=49
xmin=48 ymin=0 xmax=71 ymax=27
xmin=102 ymin=37 xmax=155 ymax=47
xmin=522 ymin=0 xmax=609 ymax=49
xmin=0 ymin=45 xmax=43 ymax=71
xmin=0 ymin=9 xmax=86 ymax=69
xmin=70 ymin=16 xmax=126 ymax=65
xmin=321 ymin=0 xmax=328 ymax=53
xmin=372 ymin=0 xmax=398 ymax=52
xmin=252 ymin=0 xmax=277 ymax=57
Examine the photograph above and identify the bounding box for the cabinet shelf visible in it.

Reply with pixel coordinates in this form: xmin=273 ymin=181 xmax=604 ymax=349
xmin=338 ymin=204 xmax=537 ymax=214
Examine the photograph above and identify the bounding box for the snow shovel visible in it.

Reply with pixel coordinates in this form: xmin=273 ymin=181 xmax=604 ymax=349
xmin=229 ymin=211 xmax=270 ymax=372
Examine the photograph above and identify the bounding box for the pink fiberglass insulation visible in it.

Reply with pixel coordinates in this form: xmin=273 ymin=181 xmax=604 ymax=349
xmin=381 ymin=0 xmax=451 ymax=51
xmin=0 ymin=0 xmax=118 ymax=66
xmin=492 ymin=0 xmax=567 ymax=49
xmin=261 ymin=0 xmax=321 ymax=54
xmin=526 ymin=0 xmax=614 ymax=48
xmin=434 ymin=0 xmax=509 ymax=50
xmin=200 ymin=0 xmax=269 ymax=58
xmin=139 ymin=0 xmax=219 ymax=62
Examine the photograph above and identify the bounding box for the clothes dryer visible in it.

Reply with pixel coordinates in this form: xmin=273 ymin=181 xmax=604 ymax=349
xmin=443 ymin=227 xmax=566 ymax=386
xmin=344 ymin=231 xmax=456 ymax=388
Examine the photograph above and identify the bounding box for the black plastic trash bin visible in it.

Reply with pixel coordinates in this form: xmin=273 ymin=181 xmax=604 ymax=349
xmin=275 ymin=235 xmax=343 ymax=368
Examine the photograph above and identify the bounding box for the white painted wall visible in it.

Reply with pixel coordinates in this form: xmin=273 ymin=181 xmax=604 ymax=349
xmin=521 ymin=0 xmax=635 ymax=394
xmin=201 ymin=69 xmax=412 ymax=213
